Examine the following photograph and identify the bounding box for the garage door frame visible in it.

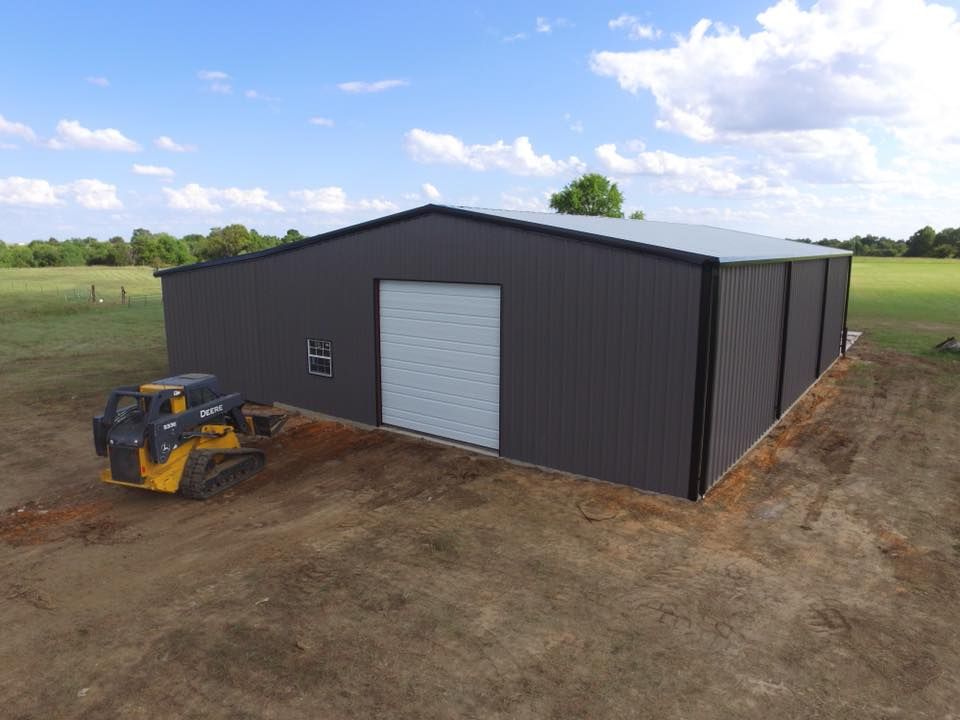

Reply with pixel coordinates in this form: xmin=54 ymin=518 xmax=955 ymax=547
xmin=374 ymin=278 xmax=504 ymax=453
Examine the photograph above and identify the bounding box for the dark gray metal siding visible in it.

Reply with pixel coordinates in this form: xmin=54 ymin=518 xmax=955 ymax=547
xmin=819 ymin=257 xmax=850 ymax=372
xmin=781 ymin=259 xmax=827 ymax=409
xmin=161 ymin=213 xmax=703 ymax=497
xmin=704 ymin=263 xmax=786 ymax=489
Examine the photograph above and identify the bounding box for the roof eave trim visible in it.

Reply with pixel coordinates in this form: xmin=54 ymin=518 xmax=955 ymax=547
xmin=718 ymin=250 xmax=853 ymax=265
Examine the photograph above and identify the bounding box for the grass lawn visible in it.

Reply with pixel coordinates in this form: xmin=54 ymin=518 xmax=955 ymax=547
xmin=847 ymin=257 xmax=960 ymax=358
xmin=0 ymin=267 xmax=166 ymax=403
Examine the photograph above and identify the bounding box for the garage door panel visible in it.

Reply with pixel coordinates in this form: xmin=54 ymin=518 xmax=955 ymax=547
xmin=380 ymin=357 xmax=497 ymax=385
xmin=380 ymin=317 xmax=500 ymax=346
xmin=379 ymin=298 xmax=500 ymax=321
xmin=381 ymin=367 xmax=499 ymax=403
xmin=380 ymin=282 xmax=499 ymax=302
xmin=381 ymin=388 xmax=498 ymax=426
xmin=380 ymin=332 xmax=499 ymax=359
xmin=380 ymin=340 xmax=499 ymax=375
xmin=379 ymin=280 xmax=500 ymax=450
xmin=380 ymin=406 xmax=499 ymax=448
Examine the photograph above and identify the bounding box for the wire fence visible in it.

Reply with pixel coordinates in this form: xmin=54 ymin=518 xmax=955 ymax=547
xmin=124 ymin=293 xmax=163 ymax=306
xmin=0 ymin=282 xmax=162 ymax=305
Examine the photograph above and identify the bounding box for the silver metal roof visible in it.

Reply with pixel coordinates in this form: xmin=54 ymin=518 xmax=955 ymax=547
xmin=449 ymin=206 xmax=851 ymax=264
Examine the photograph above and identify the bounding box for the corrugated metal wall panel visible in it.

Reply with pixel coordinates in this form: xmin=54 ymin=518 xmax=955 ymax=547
xmin=819 ymin=257 xmax=849 ymax=372
xmin=160 ymin=213 xmax=703 ymax=498
xmin=781 ymin=259 xmax=826 ymax=409
xmin=704 ymin=263 xmax=786 ymax=489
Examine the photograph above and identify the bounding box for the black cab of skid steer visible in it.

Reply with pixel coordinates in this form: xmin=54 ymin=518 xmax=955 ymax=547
xmin=93 ymin=375 xmax=248 ymax=472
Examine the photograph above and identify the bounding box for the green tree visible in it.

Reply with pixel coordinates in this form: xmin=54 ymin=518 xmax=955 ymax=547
xmin=549 ymin=173 xmax=625 ymax=218
xmin=201 ymin=224 xmax=252 ymax=260
xmin=153 ymin=232 xmax=194 ymax=266
xmin=59 ymin=241 xmax=87 ymax=266
xmin=8 ymin=244 xmax=35 ymax=267
xmin=180 ymin=233 xmax=206 ymax=258
xmin=130 ymin=228 xmax=160 ymax=266
xmin=934 ymin=227 xmax=960 ymax=258
xmin=282 ymin=228 xmax=304 ymax=244
xmin=905 ymin=226 xmax=937 ymax=257
xmin=109 ymin=242 xmax=133 ymax=266
xmin=629 ymin=210 xmax=645 ymax=220
xmin=247 ymin=229 xmax=280 ymax=252
xmin=29 ymin=240 xmax=63 ymax=267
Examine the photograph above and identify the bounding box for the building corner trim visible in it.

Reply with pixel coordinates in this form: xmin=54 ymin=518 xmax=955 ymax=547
xmin=687 ymin=262 xmax=720 ymax=500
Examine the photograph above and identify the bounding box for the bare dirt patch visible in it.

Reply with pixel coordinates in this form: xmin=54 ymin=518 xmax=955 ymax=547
xmin=1 ymin=341 xmax=959 ymax=719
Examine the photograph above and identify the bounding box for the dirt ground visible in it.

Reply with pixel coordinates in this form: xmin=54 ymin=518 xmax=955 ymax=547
xmin=1 ymin=342 xmax=958 ymax=719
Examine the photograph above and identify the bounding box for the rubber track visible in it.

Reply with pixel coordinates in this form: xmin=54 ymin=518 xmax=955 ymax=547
xmin=179 ymin=448 xmax=265 ymax=500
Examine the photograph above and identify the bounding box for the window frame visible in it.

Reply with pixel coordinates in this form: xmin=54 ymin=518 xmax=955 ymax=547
xmin=306 ymin=338 xmax=333 ymax=378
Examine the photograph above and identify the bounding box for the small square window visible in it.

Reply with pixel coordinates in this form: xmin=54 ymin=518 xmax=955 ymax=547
xmin=306 ymin=338 xmax=333 ymax=377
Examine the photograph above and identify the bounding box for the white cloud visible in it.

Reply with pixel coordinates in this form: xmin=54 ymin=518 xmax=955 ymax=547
xmin=290 ymin=186 xmax=397 ymax=213
xmin=163 ymin=183 xmax=283 ymax=212
xmin=502 ymin=32 xmax=527 ymax=43
xmin=592 ymin=0 xmax=960 ymax=144
xmin=244 ymin=89 xmax=278 ymax=101
xmin=608 ymin=15 xmax=661 ymax=40
xmin=563 ymin=113 xmax=583 ymax=133
xmin=421 ymin=182 xmax=441 ymax=200
xmin=154 ymin=135 xmax=196 ymax=152
xmin=535 ymin=17 xmax=551 ymax=33
xmin=337 ymin=79 xmax=409 ymax=93
xmin=309 ymin=116 xmax=335 ymax=127
xmin=747 ymin=128 xmax=880 ymax=184
xmin=132 ymin=164 xmax=175 ymax=178
xmin=0 ymin=176 xmax=121 ymax=209
xmin=47 ymin=119 xmax=140 ymax=151
xmin=500 ymin=191 xmax=551 ymax=212
xmin=198 ymin=70 xmax=232 ymax=94
xmin=0 ymin=142 xmax=17 ymax=150
xmin=85 ymin=76 xmax=109 ymax=87
xmin=405 ymin=128 xmax=585 ymax=176
xmin=290 ymin=186 xmax=348 ymax=212
xmin=69 ymin=179 xmax=122 ymax=209
xmin=353 ymin=198 xmax=399 ymax=212
xmin=0 ymin=114 xmax=37 ymax=143
xmin=0 ymin=177 xmax=61 ymax=206
xmin=596 ymin=143 xmax=751 ymax=194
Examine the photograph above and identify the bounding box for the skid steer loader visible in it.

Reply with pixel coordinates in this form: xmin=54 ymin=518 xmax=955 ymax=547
xmin=93 ymin=373 xmax=285 ymax=499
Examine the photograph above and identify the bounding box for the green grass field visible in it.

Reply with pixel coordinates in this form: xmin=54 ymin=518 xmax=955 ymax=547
xmin=847 ymin=257 xmax=960 ymax=358
xmin=0 ymin=267 xmax=166 ymax=404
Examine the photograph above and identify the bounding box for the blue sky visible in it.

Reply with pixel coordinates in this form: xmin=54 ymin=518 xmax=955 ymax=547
xmin=2 ymin=0 xmax=960 ymax=243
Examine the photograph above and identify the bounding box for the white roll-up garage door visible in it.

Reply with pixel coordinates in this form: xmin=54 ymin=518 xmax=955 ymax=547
xmin=379 ymin=280 xmax=501 ymax=449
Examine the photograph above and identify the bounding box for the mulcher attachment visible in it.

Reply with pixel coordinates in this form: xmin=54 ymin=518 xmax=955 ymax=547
xmin=179 ymin=448 xmax=266 ymax=500
xmin=246 ymin=411 xmax=287 ymax=438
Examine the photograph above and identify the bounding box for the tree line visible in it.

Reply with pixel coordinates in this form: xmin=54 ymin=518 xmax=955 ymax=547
xmin=0 ymin=225 xmax=306 ymax=268
xmin=796 ymin=226 xmax=960 ymax=258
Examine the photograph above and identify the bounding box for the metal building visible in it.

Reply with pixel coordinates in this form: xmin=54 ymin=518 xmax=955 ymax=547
xmin=157 ymin=205 xmax=851 ymax=499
